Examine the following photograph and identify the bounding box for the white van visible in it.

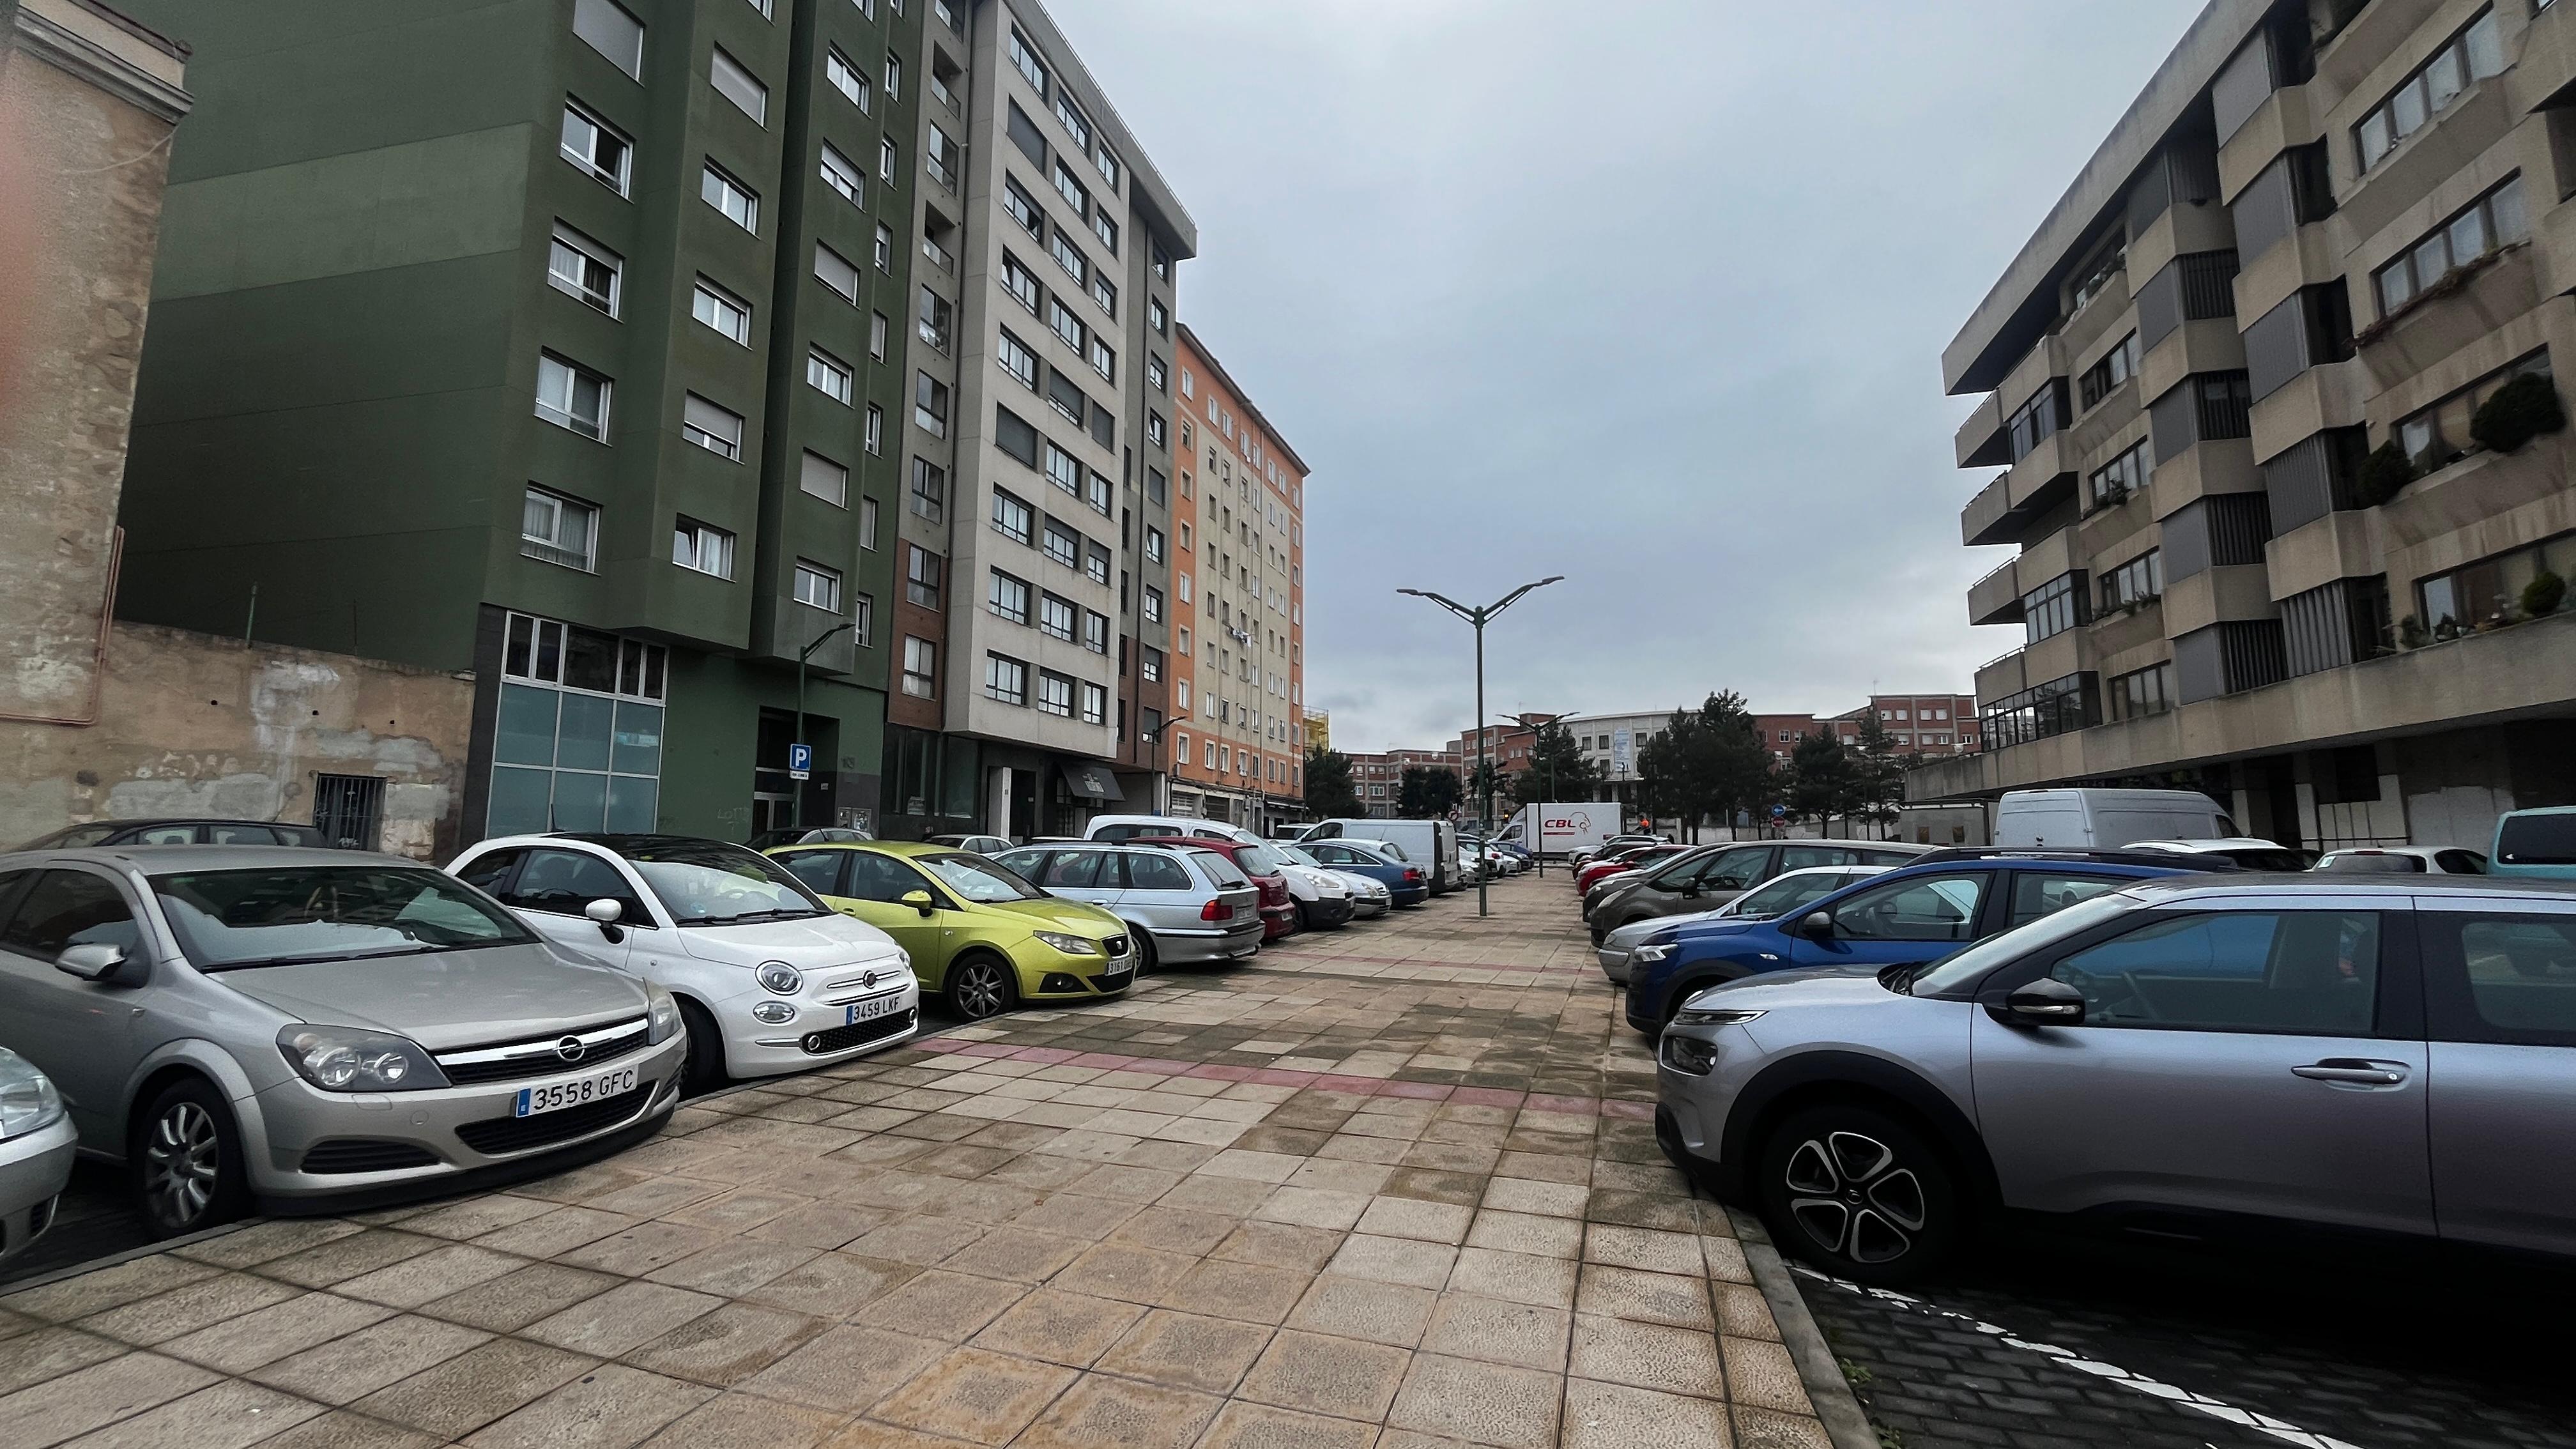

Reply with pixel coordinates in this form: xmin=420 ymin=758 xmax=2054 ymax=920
xmin=1085 ymin=814 xmax=1261 ymax=847
xmin=1297 ymin=818 xmax=1459 ymax=894
xmin=1993 ymin=788 xmax=2237 ymax=849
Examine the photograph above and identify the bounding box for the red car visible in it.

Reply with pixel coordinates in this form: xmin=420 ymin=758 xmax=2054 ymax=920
xmin=1130 ymin=836 xmax=1300 ymax=941
xmin=1574 ymin=844 xmax=1689 ymax=896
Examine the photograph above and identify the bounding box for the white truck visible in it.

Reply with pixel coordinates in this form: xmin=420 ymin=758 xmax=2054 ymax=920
xmin=1500 ymin=802 xmax=1620 ymax=861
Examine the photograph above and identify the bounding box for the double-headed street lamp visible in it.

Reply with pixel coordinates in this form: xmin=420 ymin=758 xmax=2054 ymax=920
xmin=1399 ymin=576 xmax=1562 ymax=919
xmin=1501 ymin=710 xmax=1567 ymax=878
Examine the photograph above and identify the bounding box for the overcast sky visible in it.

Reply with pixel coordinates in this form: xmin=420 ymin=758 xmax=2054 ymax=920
xmin=1068 ymin=0 xmax=2209 ymax=754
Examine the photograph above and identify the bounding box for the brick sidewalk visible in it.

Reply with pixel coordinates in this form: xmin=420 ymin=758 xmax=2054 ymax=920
xmin=0 ymin=875 xmax=1828 ymax=1448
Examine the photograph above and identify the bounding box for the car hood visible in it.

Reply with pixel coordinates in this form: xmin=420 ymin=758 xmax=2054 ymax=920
xmin=1651 ymin=916 xmax=1765 ymax=946
xmin=1285 ymin=865 xmax=1349 ymax=896
xmin=1681 ymin=963 xmax=1891 ymax=1014
xmin=977 ymin=896 xmax=1128 ymax=936
xmin=218 ymin=940 xmax=652 ymax=1050
xmin=677 ymin=913 xmax=907 ymax=970
xmin=1607 ymin=908 xmax=1738 ymax=949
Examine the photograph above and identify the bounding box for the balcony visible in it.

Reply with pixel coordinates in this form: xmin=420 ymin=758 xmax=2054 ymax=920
xmin=930 ymin=72 xmax=962 ymax=119
xmin=1958 ymin=431 xmax=2080 ymax=548
xmin=933 ymin=0 xmax=965 ymax=36
xmin=921 ymin=234 xmax=955 ymax=275
xmin=925 ymin=151 xmax=958 ymax=196
xmin=1955 ymin=393 xmax=2007 ymax=469
xmin=1967 ymin=556 xmax=2022 ymax=626
xmin=1975 ymin=648 xmax=2027 ymax=704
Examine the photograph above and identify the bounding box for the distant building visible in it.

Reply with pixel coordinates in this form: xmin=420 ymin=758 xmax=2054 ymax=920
xmin=1303 ymin=710 xmax=1330 ymax=753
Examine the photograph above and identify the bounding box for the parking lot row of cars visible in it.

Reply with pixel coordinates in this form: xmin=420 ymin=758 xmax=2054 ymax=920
xmin=0 ymin=811 xmax=1460 ymax=1259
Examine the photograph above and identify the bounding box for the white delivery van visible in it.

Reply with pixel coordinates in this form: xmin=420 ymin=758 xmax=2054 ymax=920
xmin=1085 ymin=814 xmax=1261 ymax=847
xmin=1993 ymin=788 xmax=2237 ymax=849
xmin=1299 ymin=818 xmax=1460 ymax=894
xmin=1501 ymin=802 xmax=1619 ymax=861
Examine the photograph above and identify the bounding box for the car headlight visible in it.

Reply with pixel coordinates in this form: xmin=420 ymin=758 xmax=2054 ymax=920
xmin=645 ymin=984 xmax=682 ymax=1045
xmin=1033 ymin=931 xmax=1101 ymax=956
xmin=1673 ymin=1006 xmax=1766 ymax=1027
xmin=1632 ymin=943 xmax=1676 ymax=964
xmin=755 ymin=961 xmax=804 ymax=995
xmin=277 ymin=1026 xmax=449 ymax=1092
xmin=1660 ymin=1036 xmax=1720 ymax=1075
xmin=0 ymin=1048 xmax=65 ymax=1140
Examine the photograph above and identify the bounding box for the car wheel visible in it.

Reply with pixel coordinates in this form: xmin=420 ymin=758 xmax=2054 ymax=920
xmin=1293 ymin=900 xmax=1313 ymax=931
xmin=1135 ymin=930 xmax=1160 ymax=976
xmin=1757 ymin=1103 xmax=1959 ymax=1285
xmin=677 ymin=997 xmax=726 ymax=1096
xmin=946 ymin=953 xmax=1017 ymax=1021
xmin=132 ymin=1078 xmax=248 ymax=1238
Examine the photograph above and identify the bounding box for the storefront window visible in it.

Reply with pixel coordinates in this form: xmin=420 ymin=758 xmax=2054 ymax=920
xmin=490 ymin=612 xmax=666 ymax=834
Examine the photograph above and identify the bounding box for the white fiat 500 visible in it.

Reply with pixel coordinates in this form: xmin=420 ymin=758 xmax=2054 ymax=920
xmin=450 ymin=834 xmax=919 ymax=1090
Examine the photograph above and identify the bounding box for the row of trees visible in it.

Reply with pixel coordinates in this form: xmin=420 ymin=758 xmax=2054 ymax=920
xmin=1301 ymin=746 xmax=1469 ymax=821
xmin=1636 ymin=692 xmax=1909 ymax=839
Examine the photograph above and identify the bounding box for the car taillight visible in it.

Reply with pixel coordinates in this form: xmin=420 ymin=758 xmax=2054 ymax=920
xmin=1202 ymin=898 xmax=1234 ymax=921
xmin=1403 ymin=868 xmax=1422 ymax=883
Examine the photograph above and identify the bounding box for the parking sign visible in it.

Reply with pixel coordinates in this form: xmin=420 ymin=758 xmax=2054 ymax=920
xmin=788 ymin=743 xmax=813 ymax=781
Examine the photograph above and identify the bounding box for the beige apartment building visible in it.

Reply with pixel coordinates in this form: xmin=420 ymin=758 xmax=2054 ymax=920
xmin=1913 ymin=0 xmax=2576 ymax=852
xmin=888 ymin=0 xmax=1193 ymax=840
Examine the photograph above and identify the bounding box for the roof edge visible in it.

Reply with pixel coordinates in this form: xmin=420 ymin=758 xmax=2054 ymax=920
xmin=1174 ymin=322 xmax=1313 ymax=478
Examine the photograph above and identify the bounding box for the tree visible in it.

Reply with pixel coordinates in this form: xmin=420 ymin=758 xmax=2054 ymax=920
xmin=1849 ymin=712 xmax=1910 ymax=838
xmin=1786 ymin=730 xmax=1862 ymax=836
xmin=1303 ymin=747 xmax=1361 ymax=819
xmin=1399 ymin=765 xmax=1462 ymax=820
xmin=1466 ymin=758 xmax=1505 ymax=823
xmin=1635 ymin=693 xmax=1772 ymax=840
xmin=1508 ymin=721 xmax=1604 ymax=810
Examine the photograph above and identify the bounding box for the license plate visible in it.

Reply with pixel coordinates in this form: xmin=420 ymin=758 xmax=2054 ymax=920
xmin=1100 ymin=967 xmax=1133 ymax=988
xmin=846 ymin=992 xmax=905 ymax=1025
xmin=514 ymin=1066 xmax=638 ymax=1118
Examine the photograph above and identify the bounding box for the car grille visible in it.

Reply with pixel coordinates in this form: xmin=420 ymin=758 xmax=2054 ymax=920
xmin=454 ymin=1084 xmax=654 ymax=1156
xmin=302 ymin=1138 xmax=441 ymax=1174
xmin=1101 ymin=935 xmax=1131 ymax=958
xmin=820 ymin=963 xmax=908 ymax=995
xmin=436 ymin=1016 xmax=650 ymax=1085
xmin=800 ymin=1009 xmax=917 ymax=1055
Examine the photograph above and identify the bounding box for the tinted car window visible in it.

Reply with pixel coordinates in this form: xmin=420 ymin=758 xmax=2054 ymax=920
xmin=1834 ymin=873 xmax=1985 ymax=942
xmin=1728 ymin=871 xmax=1855 ymax=919
xmin=775 ymin=851 xmax=847 ymax=896
xmin=1779 ymin=846 xmax=1859 ymax=871
xmin=453 ymin=847 xmax=526 ymax=896
xmin=510 ymin=849 xmax=644 ymax=919
xmin=2498 ymin=815 xmax=2576 ymax=867
xmin=2052 ymin=911 xmax=2379 ymax=1035
xmin=207 ymin=824 xmax=286 ymax=845
xmin=2004 ymin=872 xmax=2126 ymax=928
xmin=1698 ymin=848 xmax=1770 ymax=889
xmin=2435 ymin=850 xmax=2487 ymax=874
xmin=1190 ymin=850 xmax=1250 ymax=889
xmin=2428 ymin=914 xmax=2576 ymax=1039
xmin=1126 ymin=852 xmax=1190 ymax=891
xmin=920 ymin=853 xmax=1046 ymax=903
xmin=1 ymin=870 xmax=142 ymax=958
xmin=1093 ymin=824 xmax=1151 ymax=843
xmin=624 ymin=841 xmax=825 ymax=923
xmin=2317 ymin=852 xmax=2425 ymax=874
xmin=1859 ymin=849 xmax=1919 ymax=865
xmin=156 ymin=866 xmax=532 ymax=968
xmin=133 ymin=825 xmax=197 ymax=845
xmin=843 ymin=852 xmax=931 ymax=903
xmin=1040 ymin=851 xmax=1103 ymax=889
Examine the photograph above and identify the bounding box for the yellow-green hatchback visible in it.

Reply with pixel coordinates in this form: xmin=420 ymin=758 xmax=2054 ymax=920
xmin=765 ymin=841 xmax=1136 ymax=1020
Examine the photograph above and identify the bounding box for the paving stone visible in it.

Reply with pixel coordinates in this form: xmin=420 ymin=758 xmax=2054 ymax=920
xmin=460 ymin=1361 xmax=712 ymax=1449
xmin=1563 ymin=1377 xmax=1736 ymax=1448
xmin=54 ymin=1377 xmax=325 ymax=1449
xmin=1092 ymin=1308 xmax=1273 ymax=1394
xmin=1386 ymin=1351 xmax=1564 ymax=1449
xmin=1236 ymin=1327 xmax=1412 ymax=1420
xmin=351 ymin=1338 xmax=599 ymax=1440
xmin=969 ymin=1288 xmax=1145 ymax=1368
xmin=247 ymin=1314 xmax=491 ymax=1403
xmin=865 ymin=1346 xmax=1075 ymax=1445
xmin=0 ymin=1351 xmax=217 ymax=1447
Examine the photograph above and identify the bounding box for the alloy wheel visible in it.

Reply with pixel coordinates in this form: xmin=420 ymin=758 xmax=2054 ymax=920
xmin=1782 ymin=1129 xmax=1928 ymax=1266
xmin=143 ymin=1101 xmax=221 ymax=1230
xmin=954 ymin=962 xmax=1007 ymax=1018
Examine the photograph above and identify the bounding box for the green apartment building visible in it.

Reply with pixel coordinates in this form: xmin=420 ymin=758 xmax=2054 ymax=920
xmin=114 ymin=0 xmax=922 ymax=847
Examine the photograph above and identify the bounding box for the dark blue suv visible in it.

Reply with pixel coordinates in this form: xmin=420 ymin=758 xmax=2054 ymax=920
xmin=1622 ymin=851 xmax=2228 ymax=1032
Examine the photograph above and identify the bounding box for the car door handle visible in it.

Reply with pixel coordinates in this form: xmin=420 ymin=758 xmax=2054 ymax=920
xmin=2291 ymin=1059 xmax=2409 ymax=1087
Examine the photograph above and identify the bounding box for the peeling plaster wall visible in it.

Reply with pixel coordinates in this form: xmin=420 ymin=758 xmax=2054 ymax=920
xmin=0 ymin=624 xmax=474 ymax=857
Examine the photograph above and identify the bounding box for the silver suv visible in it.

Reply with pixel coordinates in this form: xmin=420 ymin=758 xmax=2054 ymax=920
xmin=1656 ymin=875 xmax=2576 ymax=1282
xmin=0 ymin=847 xmax=686 ymax=1236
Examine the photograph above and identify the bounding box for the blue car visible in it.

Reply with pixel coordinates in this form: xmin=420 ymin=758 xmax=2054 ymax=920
xmin=1298 ymin=839 xmax=1432 ymax=907
xmin=1623 ymin=852 xmax=2227 ymax=1032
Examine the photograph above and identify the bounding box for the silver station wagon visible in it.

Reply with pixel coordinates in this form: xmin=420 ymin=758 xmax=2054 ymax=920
xmin=0 ymin=846 xmax=686 ymax=1236
xmin=997 ymin=843 xmax=1265 ymax=969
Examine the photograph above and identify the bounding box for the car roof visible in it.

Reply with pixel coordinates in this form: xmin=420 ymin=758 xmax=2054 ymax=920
xmin=2502 ymin=806 xmax=2576 ymax=818
xmin=0 ymin=844 xmax=415 ymax=874
xmin=1886 ymin=854 xmax=2203 ymax=882
xmin=2119 ymin=873 xmax=2576 ymax=904
xmin=770 ymin=839 xmax=949 ymax=857
xmin=2124 ymin=838 xmax=2289 ymax=851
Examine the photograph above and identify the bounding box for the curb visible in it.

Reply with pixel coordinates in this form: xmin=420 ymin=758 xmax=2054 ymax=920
xmin=1731 ymin=1206 xmax=1880 ymax=1449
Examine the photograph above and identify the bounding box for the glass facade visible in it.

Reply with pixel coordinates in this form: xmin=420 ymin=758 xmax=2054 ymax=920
xmin=490 ymin=611 xmax=667 ymax=834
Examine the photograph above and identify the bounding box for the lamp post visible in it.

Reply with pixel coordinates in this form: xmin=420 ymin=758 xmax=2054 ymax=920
xmin=1498 ymin=710 xmax=1565 ymax=878
xmin=1399 ymin=576 xmax=1562 ymax=918
xmin=792 ymin=618 xmax=857 ymax=831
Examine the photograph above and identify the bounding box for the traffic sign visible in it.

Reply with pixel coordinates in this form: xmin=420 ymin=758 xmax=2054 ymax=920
xmin=1770 ymin=803 xmax=1787 ymax=819
xmin=788 ymin=743 xmax=813 ymax=781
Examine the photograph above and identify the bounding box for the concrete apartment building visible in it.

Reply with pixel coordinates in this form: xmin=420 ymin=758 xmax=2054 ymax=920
xmin=111 ymin=0 xmax=928 ymax=842
xmin=882 ymin=0 xmax=1193 ymax=839
xmin=1915 ymin=0 xmax=2576 ymax=851
xmin=1167 ymin=325 xmax=1309 ymax=832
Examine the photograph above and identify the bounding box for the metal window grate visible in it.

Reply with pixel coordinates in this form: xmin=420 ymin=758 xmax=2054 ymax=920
xmin=314 ymin=774 xmax=385 ymax=852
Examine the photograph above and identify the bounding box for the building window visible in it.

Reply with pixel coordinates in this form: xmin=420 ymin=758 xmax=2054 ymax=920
xmin=682 ymin=394 xmax=744 ymax=460
xmin=1083 ymin=609 xmax=1108 ymax=654
xmin=1085 ymin=541 xmax=1110 ymax=586
xmin=710 ymin=46 xmax=767 ymax=123
xmin=2004 ymin=379 xmax=2064 ymax=461
xmin=995 ymin=406 xmax=1040 ymax=466
xmin=992 ymin=489 xmax=1034 ymax=544
xmin=692 ymin=278 xmax=751 ymax=344
xmin=2356 ymin=9 xmax=2504 ymax=173
xmin=1080 ymin=681 xmax=1107 ymax=725
xmin=825 ymin=45 xmax=870 ymax=110
xmin=1054 ymin=91 xmax=1091 ymax=150
xmin=906 ymin=546 xmax=942 ymax=606
xmin=2087 ymin=438 xmax=2149 ymax=511
xmin=1050 ymin=232 xmax=1087 ymax=285
xmin=702 ymin=162 xmax=758 ymax=232
xmin=912 ymin=288 xmax=951 ymax=354
xmin=807 ymin=347 xmax=853 ymax=404
xmin=2022 ymin=572 xmax=2087 ymax=643
xmin=1147 ymin=355 xmax=1167 ymax=394
xmin=1179 ymin=367 xmax=1195 ymax=399
xmin=2078 ymin=331 xmax=2140 ymax=410
xmin=1036 ymin=671 xmax=1075 ymax=717
xmin=866 ymin=403 xmax=884 ymax=456
xmin=1048 ymin=298 xmax=1084 ymax=351
xmin=2396 ymin=350 xmax=2550 ymax=471
xmin=2105 ymin=663 xmax=2174 ymax=721
xmin=571 ymin=0 xmax=644 ymax=78
xmin=1091 ymin=273 xmax=1117 ymax=318
xmin=1146 ymin=526 xmax=1165 ymax=563
xmin=1140 ymin=647 xmax=1162 ymax=683
xmin=860 ymin=496 xmax=877 ymax=549
xmin=1040 ymin=592 xmax=1077 ymax=641
xmin=490 ymin=613 xmax=665 ymax=835
xmin=818 ymin=145 xmax=864 ymax=207
xmin=793 ymin=560 xmax=841 ymax=613
xmin=988 ymin=569 xmax=1032 ymax=624
xmin=548 ymin=226 xmax=621 ymax=314
xmin=800 ymin=450 xmax=848 ymax=507
xmin=1981 ymin=673 xmax=2098 ymax=751
xmin=2373 ymin=174 xmax=2529 ymax=317
xmin=1009 ymin=28 xmax=1048 ymax=96
xmin=1098 ymin=145 xmax=1123 ymax=191
xmin=1004 ymin=176 xmax=1045 ymax=237
xmin=2098 ymin=549 xmax=2163 ymax=613
xmin=535 ymin=352 xmax=610 ymax=439
xmin=914 ymin=372 xmax=950 ymax=436
xmin=1092 ymin=211 xmax=1118 ymax=254
xmin=673 ymin=517 xmax=734 ymax=578
xmin=875 ymin=222 xmax=894 ymax=271
xmin=521 ymin=487 xmax=597 ymax=571
xmin=884 ymin=49 xmax=901 ymax=98
xmin=1040 ymin=442 xmax=1079 ymax=496
xmin=872 ymin=310 xmax=891 ymax=361
xmin=901 ymin=637 xmax=935 ymax=697
xmin=1177 ymin=571 xmax=1192 ymax=602
xmin=1147 ymin=411 xmax=1167 ymax=448
xmin=1143 ymin=586 xmax=1164 ymax=624
xmin=1149 ymin=298 xmax=1169 ymax=335
xmin=815 ymin=241 xmax=860 ymax=302
xmin=1052 ymin=159 xmax=1089 ymax=215
xmin=1088 ymin=335 xmax=1116 ymax=383
xmin=879 ymin=135 xmax=898 ymax=182
xmin=986 ymin=654 xmax=1029 ymax=706
xmin=560 ymin=100 xmax=632 ymax=194
xmin=1043 ymin=517 xmax=1081 ymax=569
xmin=2418 ymin=528 xmax=2576 ymax=633
xmin=911 ymin=458 xmax=946 ymax=520
xmin=1003 ymin=253 xmax=1042 ymax=313
xmin=996 ymin=328 xmax=1039 ymax=388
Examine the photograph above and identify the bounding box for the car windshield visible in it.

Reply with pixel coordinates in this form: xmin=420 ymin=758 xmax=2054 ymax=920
xmin=155 ymin=866 xmax=537 ymax=970
xmin=623 ymin=841 xmax=827 ymax=924
xmin=1724 ymin=871 xmax=1854 ymax=919
xmin=2316 ymin=852 xmax=2425 ymax=875
xmin=919 ymin=852 xmax=1045 ymax=903
xmin=1908 ymin=891 xmax=2138 ymax=996
xmin=2497 ymin=814 xmax=2576 ymax=866
xmin=1234 ymin=843 xmax=1291 ymax=875
xmin=2219 ymin=848 xmax=2310 ymax=871
xmin=1273 ymin=845 xmax=1326 ymax=868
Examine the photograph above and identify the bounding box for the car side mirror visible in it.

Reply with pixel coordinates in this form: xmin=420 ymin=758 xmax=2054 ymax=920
xmin=56 ymin=942 xmax=130 ymax=983
xmin=901 ymin=889 xmax=937 ymax=916
xmin=1798 ymin=910 xmax=1834 ymax=940
xmin=1989 ymin=978 xmax=2087 ymax=1029
xmin=583 ymin=898 xmax=626 ymax=943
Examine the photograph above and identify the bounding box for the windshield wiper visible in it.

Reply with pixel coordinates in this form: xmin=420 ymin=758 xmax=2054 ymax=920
xmin=1876 ymin=962 xmax=1920 ymax=995
xmin=204 ymin=942 xmax=448 ymax=972
xmin=693 ymin=907 xmax=825 ymax=924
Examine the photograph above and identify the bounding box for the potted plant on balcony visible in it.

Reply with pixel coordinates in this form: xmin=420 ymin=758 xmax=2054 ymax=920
xmin=2355 ymin=441 xmax=2417 ymax=507
xmin=2398 ymin=614 xmax=2429 ymax=650
xmin=2470 ymin=374 xmax=2567 ymax=455
xmin=2524 ymin=568 xmax=2569 ymax=620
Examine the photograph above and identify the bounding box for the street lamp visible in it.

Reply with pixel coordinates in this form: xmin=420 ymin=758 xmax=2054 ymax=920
xmin=792 ymin=618 xmax=857 ymax=830
xmin=1499 ymin=710 xmax=1566 ymax=878
xmin=1399 ymin=576 xmax=1562 ymax=918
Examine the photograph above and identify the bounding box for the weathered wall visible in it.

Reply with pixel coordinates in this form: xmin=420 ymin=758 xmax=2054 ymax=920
xmin=0 ymin=624 xmax=475 ymax=858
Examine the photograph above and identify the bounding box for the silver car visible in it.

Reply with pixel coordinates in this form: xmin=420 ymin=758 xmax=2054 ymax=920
xmin=1657 ymin=875 xmax=2576 ymax=1283
xmin=0 ymin=847 xmax=686 ymax=1237
xmin=995 ymin=843 xmax=1264 ymax=968
xmin=0 ymin=1047 xmax=75 ymax=1266
xmin=1597 ymin=865 xmax=1890 ymax=986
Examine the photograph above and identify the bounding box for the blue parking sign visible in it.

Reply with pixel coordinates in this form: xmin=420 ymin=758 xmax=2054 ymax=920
xmin=788 ymin=743 xmax=813 ymax=780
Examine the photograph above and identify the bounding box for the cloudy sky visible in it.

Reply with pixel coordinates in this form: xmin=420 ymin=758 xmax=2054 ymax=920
xmin=1068 ymin=0 xmax=2207 ymax=754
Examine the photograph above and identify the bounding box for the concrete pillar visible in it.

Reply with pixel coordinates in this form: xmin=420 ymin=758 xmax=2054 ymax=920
xmin=987 ymin=767 xmax=1013 ymax=840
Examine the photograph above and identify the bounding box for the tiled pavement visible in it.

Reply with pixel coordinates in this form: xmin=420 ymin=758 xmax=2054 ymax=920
xmin=0 ymin=875 xmax=1833 ymax=1448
